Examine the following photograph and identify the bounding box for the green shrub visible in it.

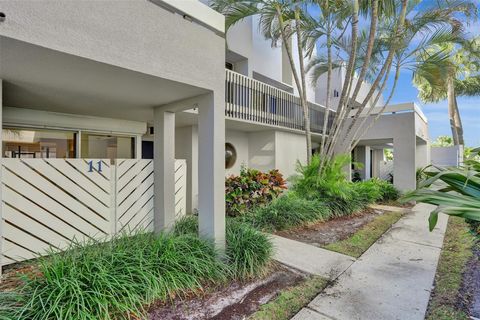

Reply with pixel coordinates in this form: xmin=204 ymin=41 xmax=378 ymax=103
xmin=245 ymin=192 xmax=332 ymax=231
xmin=353 ymin=179 xmax=382 ymax=205
xmin=225 ymin=167 xmax=287 ymax=217
xmin=373 ymin=178 xmax=400 ymax=201
xmin=173 ymin=215 xmax=273 ymax=278
xmin=2 ymin=232 xmax=228 ymax=320
xmin=290 ymin=154 xmax=372 ymax=215
xmin=226 ymin=221 xmax=273 ymax=279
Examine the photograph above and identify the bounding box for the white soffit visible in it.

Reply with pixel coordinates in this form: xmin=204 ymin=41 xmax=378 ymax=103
xmin=154 ymin=0 xmax=225 ymax=34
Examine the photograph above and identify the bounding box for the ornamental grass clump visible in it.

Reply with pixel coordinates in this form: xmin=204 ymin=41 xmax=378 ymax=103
xmin=0 ymin=223 xmax=273 ymax=320
xmin=245 ymin=192 xmax=332 ymax=231
xmin=174 ymin=215 xmax=273 ymax=279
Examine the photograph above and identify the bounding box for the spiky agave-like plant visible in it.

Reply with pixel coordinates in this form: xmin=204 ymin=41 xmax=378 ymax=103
xmin=403 ymin=148 xmax=480 ymax=232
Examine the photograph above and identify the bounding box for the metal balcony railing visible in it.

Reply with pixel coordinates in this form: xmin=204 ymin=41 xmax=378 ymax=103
xmin=225 ymin=69 xmax=332 ymax=134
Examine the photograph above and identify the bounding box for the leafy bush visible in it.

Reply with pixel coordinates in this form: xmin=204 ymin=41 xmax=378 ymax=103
xmin=174 ymin=215 xmax=273 ymax=278
xmin=291 ymin=154 xmax=373 ymax=215
xmin=353 ymin=179 xmax=382 ymax=205
xmin=244 ymin=192 xmax=332 ymax=231
xmin=225 ymin=167 xmax=287 ymax=217
xmin=2 ymin=232 xmax=228 ymax=320
xmin=356 ymin=178 xmax=400 ymax=203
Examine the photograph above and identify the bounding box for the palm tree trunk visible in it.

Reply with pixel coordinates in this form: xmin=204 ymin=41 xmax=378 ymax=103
xmin=350 ymin=62 xmax=401 ymax=150
xmin=453 ymin=95 xmax=464 ymax=145
xmin=320 ymin=6 xmax=332 ymax=158
xmin=342 ymin=0 xmax=407 ymax=146
xmin=447 ymin=75 xmax=461 ymax=145
xmin=348 ymin=0 xmax=379 ymax=112
xmin=324 ymin=0 xmax=360 ymax=160
xmin=295 ymin=8 xmax=312 ymax=164
xmin=276 ymin=5 xmax=311 ymax=163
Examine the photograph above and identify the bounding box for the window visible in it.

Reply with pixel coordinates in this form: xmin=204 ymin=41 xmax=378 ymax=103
xmin=81 ymin=132 xmax=135 ymax=159
xmin=2 ymin=128 xmax=76 ymax=158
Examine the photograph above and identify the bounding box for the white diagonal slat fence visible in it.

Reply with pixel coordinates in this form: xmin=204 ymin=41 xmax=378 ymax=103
xmin=1 ymin=158 xmax=187 ymax=266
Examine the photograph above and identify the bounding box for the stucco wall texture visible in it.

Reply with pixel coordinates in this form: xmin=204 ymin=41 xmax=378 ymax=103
xmin=0 ymin=0 xmax=225 ymax=92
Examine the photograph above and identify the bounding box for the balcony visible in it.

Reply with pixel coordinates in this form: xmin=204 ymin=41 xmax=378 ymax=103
xmin=225 ymin=70 xmax=332 ymax=134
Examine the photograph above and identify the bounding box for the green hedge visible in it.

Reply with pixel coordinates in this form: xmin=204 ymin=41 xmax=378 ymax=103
xmin=1 ymin=222 xmax=273 ymax=320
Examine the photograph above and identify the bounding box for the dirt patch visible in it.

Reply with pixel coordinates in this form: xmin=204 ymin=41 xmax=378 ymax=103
xmin=458 ymin=241 xmax=480 ymax=317
xmin=380 ymin=201 xmax=415 ymax=209
xmin=0 ymin=263 xmax=39 ymax=292
xmin=148 ymin=264 xmax=306 ymax=320
xmin=275 ymin=208 xmax=387 ymax=246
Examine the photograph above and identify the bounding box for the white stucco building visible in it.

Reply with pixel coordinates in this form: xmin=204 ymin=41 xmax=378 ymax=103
xmin=0 ymin=0 xmax=429 ymax=269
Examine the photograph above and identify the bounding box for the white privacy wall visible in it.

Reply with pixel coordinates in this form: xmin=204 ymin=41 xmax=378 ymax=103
xmin=431 ymin=146 xmax=463 ymax=167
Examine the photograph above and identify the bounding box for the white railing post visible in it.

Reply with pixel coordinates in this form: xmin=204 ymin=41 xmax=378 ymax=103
xmin=0 ymin=79 xmax=3 ymax=274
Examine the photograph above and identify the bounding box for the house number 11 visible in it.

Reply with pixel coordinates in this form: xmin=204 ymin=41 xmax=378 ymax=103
xmin=88 ymin=160 xmax=103 ymax=173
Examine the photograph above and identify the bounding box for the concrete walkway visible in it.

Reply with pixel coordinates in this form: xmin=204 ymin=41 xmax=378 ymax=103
xmin=291 ymin=203 xmax=448 ymax=320
xmin=271 ymin=235 xmax=355 ymax=278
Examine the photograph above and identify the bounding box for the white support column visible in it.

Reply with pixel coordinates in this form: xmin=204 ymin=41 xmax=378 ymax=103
xmin=198 ymin=92 xmax=225 ymax=251
xmin=0 ymin=79 xmax=3 ymax=273
xmin=135 ymin=134 xmax=142 ymax=159
xmin=393 ymin=136 xmax=417 ymax=192
xmin=371 ymin=149 xmax=384 ymax=178
xmin=416 ymin=140 xmax=430 ymax=169
xmin=153 ymin=108 xmax=176 ymax=232
xmin=354 ymin=146 xmax=371 ymax=180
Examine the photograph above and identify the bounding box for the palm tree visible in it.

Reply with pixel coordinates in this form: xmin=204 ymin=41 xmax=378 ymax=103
xmin=348 ymin=1 xmax=474 ymax=150
xmin=414 ymin=38 xmax=480 ymax=146
xmin=310 ymin=0 xmax=476 ymax=155
xmin=212 ymin=0 xmax=314 ymax=163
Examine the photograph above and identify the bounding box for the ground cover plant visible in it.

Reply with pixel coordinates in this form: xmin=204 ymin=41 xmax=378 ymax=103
xmin=426 ymin=217 xmax=476 ymax=320
xmin=323 ymin=210 xmax=404 ymax=258
xmin=250 ymin=276 xmax=329 ymax=320
xmin=225 ymin=167 xmax=287 ymax=217
xmin=0 ymin=221 xmax=273 ymax=320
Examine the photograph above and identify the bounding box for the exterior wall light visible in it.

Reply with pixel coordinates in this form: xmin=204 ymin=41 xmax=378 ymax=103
xmin=0 ymin=12 xmax=6 ymax=22
xmin=225 ymin=142 xmax=237 ymax=169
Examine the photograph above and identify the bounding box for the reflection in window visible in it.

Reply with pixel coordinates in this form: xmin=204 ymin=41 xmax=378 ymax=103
xmin=2 ymin=128 xmax=76 ymax=158
xmin=81 ymin=133 xmax=135 ymax=160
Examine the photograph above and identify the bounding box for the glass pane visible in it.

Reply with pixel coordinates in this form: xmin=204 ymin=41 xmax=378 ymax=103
xmin=81 ymin=133 xmax=134 ymax=159
xmin=2 ymin=128 xmax=76 ymax=158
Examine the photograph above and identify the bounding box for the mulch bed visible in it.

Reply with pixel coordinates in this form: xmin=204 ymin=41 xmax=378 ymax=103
xmin=458 ymin=241 xmax=480 ymax=317
xmin=275 ymin=207 xmax=389 ymax=247
xmin=148 ymin=263 xmax=306 ymax=320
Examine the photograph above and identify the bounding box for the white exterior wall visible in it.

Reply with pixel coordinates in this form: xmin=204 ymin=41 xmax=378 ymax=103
xmin=315 ymin=68 xmax=344 ymax=110
xmin=3 ymin=107 xmax=147 ymax=135
xmin=175 ymin=126 xmax=307 ymax=211
xmin=247 ymin=131 xmax=277 ymax=172
xmin=251 ymin=16 xmax=283 ymax=82
xmin=431 ymin=146 xmax=463 ymax=167
xmin=353 ymin=111 xmax=427 ymax=191
xmin=275 ymin=131 xmax=307 ymax=178
xmin=175 ymin=126 xmax=199 ymax=214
